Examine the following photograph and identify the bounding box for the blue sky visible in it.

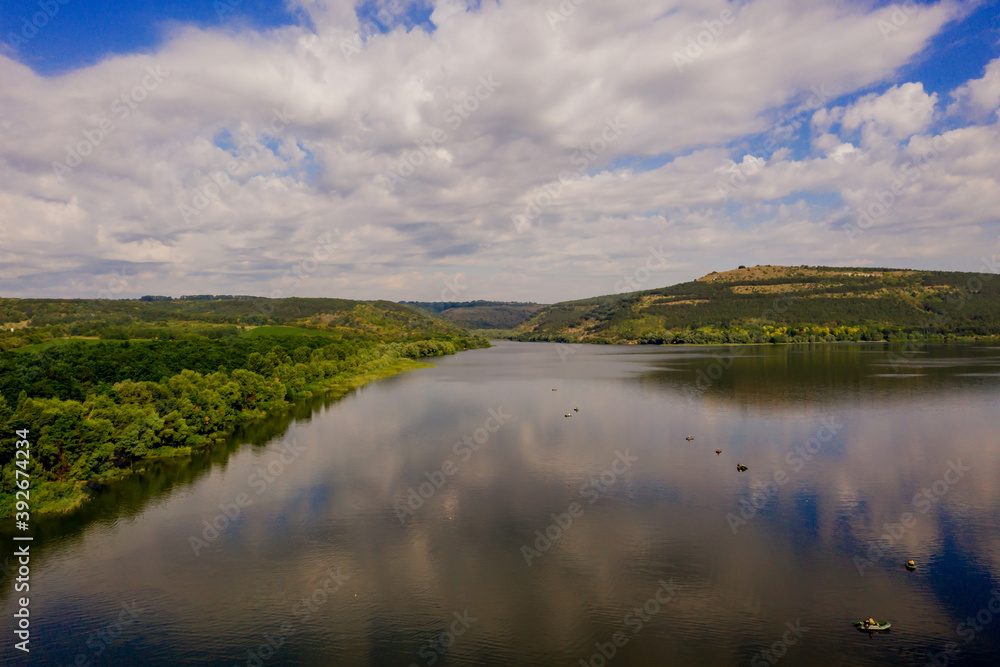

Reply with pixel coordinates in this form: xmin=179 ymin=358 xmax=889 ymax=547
xmin=1 ymin=0 xmax=445 ymax=74
xmin=2 ymin=1 xmax=302 ymax=74
xmin=3 ymin=1 xmax=996 ymax=87
xmin=5 ymin=2 xmax=998 ymax=125
xmin=1 ymin=0 xmax=999 ymax=301
xmin=898 ymin=0 xmax=1000 ymax=93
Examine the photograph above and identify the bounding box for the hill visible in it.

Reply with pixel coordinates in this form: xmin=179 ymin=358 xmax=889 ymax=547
xmin=514 ymin=265 xmax=1000 ymax=344
xmin=400 ymin=301 xmax=546 ymax=329
xmin=0 ymin=295 xmax=465 ymax=352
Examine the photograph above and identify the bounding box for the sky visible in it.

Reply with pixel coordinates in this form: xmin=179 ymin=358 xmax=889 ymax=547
xmin=1 ymin=0 xmax=999 ymax=303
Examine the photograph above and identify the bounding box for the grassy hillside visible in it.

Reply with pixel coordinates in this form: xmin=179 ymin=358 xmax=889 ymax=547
xmin=515 ymin=265 xmax=1000 ymax=344
xmin=0 ymin=295 xmax=464 ymax=353
xmin=401 ymin=301 xmax=546 ymax=329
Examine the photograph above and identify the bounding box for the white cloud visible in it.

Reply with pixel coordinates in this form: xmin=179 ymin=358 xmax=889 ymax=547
xmin=839 ymin=82 xmax=938 ymax=147
xmin=949 ymin=55 xmax=1000 ymax=119
xmin=0 ymin=0 xmax=994 ymax=303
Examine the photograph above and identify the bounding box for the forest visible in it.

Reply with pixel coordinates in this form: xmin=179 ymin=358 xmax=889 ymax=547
xmin=400 ymin=300 xmax=545 ymax=329
xmin=514 ymin=266 xmax=1000 ymax=344
xmin=0 ymin=295 xmax=460 ymax=352
xmin=0 ymin=295 xmax=489 ymax=517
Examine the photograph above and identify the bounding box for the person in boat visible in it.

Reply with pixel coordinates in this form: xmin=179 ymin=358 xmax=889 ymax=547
xmin=864 ymin=617 xmax=875 ymax=628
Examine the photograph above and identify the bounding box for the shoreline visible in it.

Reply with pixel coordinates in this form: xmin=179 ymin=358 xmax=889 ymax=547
xmin=498 ymin=335 xmax=1000 ymax=346
xmin=4 ymin=357 xmax=433 ymax=518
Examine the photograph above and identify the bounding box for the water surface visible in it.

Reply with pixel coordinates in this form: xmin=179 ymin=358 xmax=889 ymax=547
xmin=2 ymin=342 xmax=999 ymax=666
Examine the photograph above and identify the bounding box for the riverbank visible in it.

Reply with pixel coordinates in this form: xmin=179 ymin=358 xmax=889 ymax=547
xmin=5 ymin=356 xmax=434 ymax=517
xmin=503 ymin=333 xmax=1000 ymax=346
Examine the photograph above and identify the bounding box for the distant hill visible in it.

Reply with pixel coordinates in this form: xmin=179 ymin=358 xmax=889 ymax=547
xmin=514 ymin=265 xmax=1000 ymax=344
xmin=0 ymin=296 xmax=467 ymax=352
xmin=401 ymin=301 xmax=546 ymax=329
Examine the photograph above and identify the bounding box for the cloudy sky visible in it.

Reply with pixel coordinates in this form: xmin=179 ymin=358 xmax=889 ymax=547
xmin=1 ymin=0 xmax=999 ymax=303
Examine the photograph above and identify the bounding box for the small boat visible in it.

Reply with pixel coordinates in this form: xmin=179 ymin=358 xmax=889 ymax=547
xmin=855 ymin=620 xmax=891 ymax=632
xmin=685 ymin=436 xmax=694 ymax=441
xmin=573 ymin=407 xmax=579 ymax=412
xmin=564 ymin=413 xmax=572 ymax=418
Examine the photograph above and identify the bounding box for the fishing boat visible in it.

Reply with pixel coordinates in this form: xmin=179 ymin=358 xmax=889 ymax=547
xmin=855 ymin=619 xmax=891 ymax=632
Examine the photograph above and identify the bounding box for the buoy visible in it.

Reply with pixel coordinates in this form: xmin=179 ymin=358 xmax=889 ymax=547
xmin=906 ymin=560 xmax=916 ymax=570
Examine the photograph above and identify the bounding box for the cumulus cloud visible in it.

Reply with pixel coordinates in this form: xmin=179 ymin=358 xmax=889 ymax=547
xmin=0 ymin=0 xmax=994 ymax=303
xmin=838 ymin=82 xmax=938 ymax=146
xmin=949 ymin=55 xmax=1000 ymax=119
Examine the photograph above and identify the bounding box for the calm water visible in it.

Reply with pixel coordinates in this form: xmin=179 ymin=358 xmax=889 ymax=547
xmin=3 ymin=342 xmax=1000 ymax=666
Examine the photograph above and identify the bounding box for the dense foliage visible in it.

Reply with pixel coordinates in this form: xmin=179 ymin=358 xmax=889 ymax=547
xmin=400 ymin=301 xmax=545 ymax=329
xmin=0 ymin=296 xmax=462 ymax=352
xmin=515 ymin=266 xmax=1000 ymax=344
xmin=0 ymin=331 xmax=488 ymax=516
xmin=400 ymin=300 xmax=541 ymax=313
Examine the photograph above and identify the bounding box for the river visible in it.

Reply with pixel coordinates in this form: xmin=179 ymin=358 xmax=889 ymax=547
xmin=2 ymin=341 xmax=999 ymax=666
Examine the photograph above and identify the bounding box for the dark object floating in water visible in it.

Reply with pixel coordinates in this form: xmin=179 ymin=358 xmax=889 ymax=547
xmin=564 ymin=413 xmax=572 ymax=418
xmin=574 ymin=407 xmax=579 ymax=412
xmin=905 ymin=560 xmax=916 ymax=571
xmin=855 ymin=619 xmax=891 ymax=632
xmin=686 ymin=436 xmax=694 ymax=441
xmin=715 ymin=449 xmax=721 ymax=455
xmin=552 ymin=388 xmax=557 ymax=391
xmin=736 ymin=463 xmax=748 ymax=472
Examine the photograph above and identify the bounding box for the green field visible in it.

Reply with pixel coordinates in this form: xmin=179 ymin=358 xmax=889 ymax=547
xmin=242 ymin=325 xmax=339 ymax=338
xmin=8 ymin=326 xmax=336 ymax=354
xmin=11 ymin=337 xmax=106 ymax=353
xmin=0 ymin=294 xmax=470 ymax=354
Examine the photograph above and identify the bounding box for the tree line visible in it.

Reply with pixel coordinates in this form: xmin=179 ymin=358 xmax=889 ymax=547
xmin=516 ymin=269 xmax=1000 ymax=343
xmin=0 ymin=333 xmax=489 ymax=516
xmin=0 ymin=295 xmax=463 ymax=352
